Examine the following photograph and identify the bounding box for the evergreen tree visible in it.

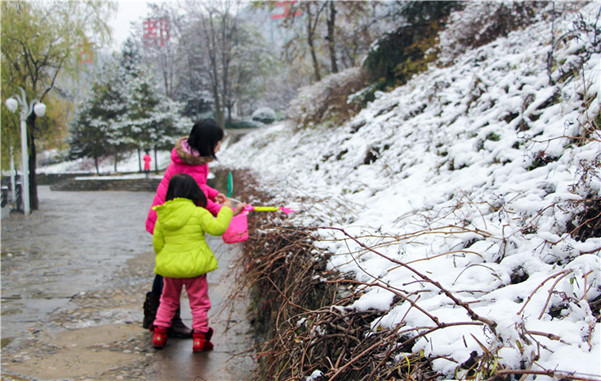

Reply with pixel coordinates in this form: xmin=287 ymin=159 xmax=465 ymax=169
xmin=119 ymin=37 xmax=143 ymax=79
xmin=69 ymin=60 xmax=129 ymax=172
xmin=127 ymin=67 xmax=182 ymax=172
xmin=69 ymin=47 xmax=186 ymax=173
xmin=116 ymin=40 xmax=187 ymax=172
xmin=68 ymin=98 xmax=110 ymax=174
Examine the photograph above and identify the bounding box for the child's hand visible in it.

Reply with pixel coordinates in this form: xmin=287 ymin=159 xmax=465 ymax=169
xmin=232 ymin=203 xmax=246 ymax=216
xmin=221 ymin=198 xmax=232 ymax=209
xmin=215 ymin=193 xmax=227 ymax=204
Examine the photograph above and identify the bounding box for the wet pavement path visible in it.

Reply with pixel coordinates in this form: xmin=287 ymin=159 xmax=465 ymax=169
xmin=1 ymin=186 xmax=255 ymax=380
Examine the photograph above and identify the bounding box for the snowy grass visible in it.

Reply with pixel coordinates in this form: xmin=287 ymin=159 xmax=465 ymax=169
xmin=37 ymin=150 xmax=173 ymax=175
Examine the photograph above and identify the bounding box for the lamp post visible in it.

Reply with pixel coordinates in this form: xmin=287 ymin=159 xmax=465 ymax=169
xmin=5 ymin=87 xmax=46 ymax=215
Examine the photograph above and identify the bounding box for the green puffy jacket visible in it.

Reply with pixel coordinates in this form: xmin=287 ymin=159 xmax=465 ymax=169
xmin=152 ymin=198 xmax=233 ymax=278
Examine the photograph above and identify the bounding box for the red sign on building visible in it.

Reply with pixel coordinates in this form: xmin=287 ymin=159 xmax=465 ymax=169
xmin=143 ymin=17 xmax=170 ymax=47
xmin=80 ymin=48 xmax=93 ymax=65
xmin=79 ymin=38 xmax=93 ymax=65
xmin=271 ymin=1 xmax=302 ymax=20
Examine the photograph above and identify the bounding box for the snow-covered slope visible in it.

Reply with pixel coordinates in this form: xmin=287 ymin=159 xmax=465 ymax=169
xmin=218 ymin=3 xmax=601 ymax=378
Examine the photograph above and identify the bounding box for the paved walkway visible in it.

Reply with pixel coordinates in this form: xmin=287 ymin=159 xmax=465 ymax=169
xmin=1 ymin=186 xmax=254 ymax=380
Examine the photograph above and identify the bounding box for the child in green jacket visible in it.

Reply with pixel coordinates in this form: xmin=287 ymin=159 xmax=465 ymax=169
xmin=151 ymin=173 xmax=233 ymax=352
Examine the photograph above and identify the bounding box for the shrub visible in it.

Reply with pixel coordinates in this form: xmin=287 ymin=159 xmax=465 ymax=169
xmin=251 ymin=107 xmax=276 ymax=124
xmin=287 ymin=67 xmax=368 ymax=129
xmin=362 ymin=1 xmax=461 ymax=93
xmin=438 ymin=2 xmax=547 ymax=65
xmin=226 ymin=119 xmax=262 ymax=129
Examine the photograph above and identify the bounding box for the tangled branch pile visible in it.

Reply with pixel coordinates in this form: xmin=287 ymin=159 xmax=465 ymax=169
xmin=234 ymin=224 xmax=441 ymax=380
xmin=221 ymin=168 xmax=600 ymax=381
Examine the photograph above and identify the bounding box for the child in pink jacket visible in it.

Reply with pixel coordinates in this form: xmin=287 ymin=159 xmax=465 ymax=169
xmin=143 ymin=119 xmax=243 ymax=338
xmin=146 ymin=120 xmax=225 ymax=234
xmin=143 ymin=151 xmax=152 ymax=178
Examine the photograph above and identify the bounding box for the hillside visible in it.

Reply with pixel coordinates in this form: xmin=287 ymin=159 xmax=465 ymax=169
xmin=217 ymin=2 xmax=601 ymax=379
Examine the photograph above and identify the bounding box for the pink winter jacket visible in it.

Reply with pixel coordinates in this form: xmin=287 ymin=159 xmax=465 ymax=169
xmin=145 ymin=137 xmax=222 ymax=234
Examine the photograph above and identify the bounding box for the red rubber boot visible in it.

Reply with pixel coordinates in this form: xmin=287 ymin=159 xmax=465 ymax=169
xmin=152 ymin=326 xmax=168 ymax=349
xmin=192 ymin=328 xmax=214 ymax=353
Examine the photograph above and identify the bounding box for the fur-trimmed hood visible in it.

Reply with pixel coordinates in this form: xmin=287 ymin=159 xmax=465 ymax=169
xmin=174 ymin=137 xmax=213 ymax=166
xmin=145 ymin=138 xmax=222 ymax=235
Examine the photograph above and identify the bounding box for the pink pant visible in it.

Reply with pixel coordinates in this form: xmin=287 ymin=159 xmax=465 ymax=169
xmin=154 ymin=275 xmax=211 ymax=333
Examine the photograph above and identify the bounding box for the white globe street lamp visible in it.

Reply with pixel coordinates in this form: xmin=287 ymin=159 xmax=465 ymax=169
xmin=5 ymin=87 xmax=46 ymax=215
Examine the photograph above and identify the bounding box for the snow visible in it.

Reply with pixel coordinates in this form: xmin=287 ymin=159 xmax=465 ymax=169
xmin=38 ymin=150 xmax=172 ymax=175
xmin=214 ymin=3 xmax=601 ymax=379
xmin=36 ymin=2 xmax=601 ymax=379
xmin=306 ymin=370 xmax=323 ymax=381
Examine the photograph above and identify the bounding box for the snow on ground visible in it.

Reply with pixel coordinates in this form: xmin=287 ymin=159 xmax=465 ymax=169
xmin=215 ymin=3 xmax=601 ymax=379
xmin=38 ymin=150 xmax=173 ymax=175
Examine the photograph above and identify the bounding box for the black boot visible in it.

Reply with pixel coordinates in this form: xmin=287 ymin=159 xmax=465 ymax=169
xmin=143 ymin=292 xmax=160 ymax=329
xmin=169 ymin=308 xmax=193 ymax=338
xmin=143 ymin=291 xmax=192 ymax=338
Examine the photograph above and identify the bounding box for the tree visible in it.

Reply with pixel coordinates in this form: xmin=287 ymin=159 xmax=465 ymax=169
xmin=68 ymin=98 xmax=110 ymax=175
xmin=227 ymin=24 xmax=278 ymax=118
xmin=297 ymin=1 xmax=328 ymax=81
xmin=69 ymin=61 xmax=129 ymax=173
xmin=326 ymin=1 xmax=338 ymax=74
xmin=69 ymin=47 xmax=186 ymax=174
xmin=254 ymin=1 xmax=376 ymax=85
xmin=119 ymin=37 xmax=143 ymax=80
xmin=181 ymin=0 xmax=244 ymax=129
xmin=203 ymin=2 xmax=236 ymax=128
xmin=363 ymin=1 xmax=462 ymax=90
xmin=1 ymin=0 xmax=114 ymax=210
xmin=330 ymin=2 xmax=374 ymax=69
xmin=141 ymin=3 xmax=183 ymax=100
xmin=118 ymin=38 xmax=146 ymax=171
xmin=126 ymin=66 xmax=185 ymax=172
xmin=173 ymin=21 xmax=214 ymax=121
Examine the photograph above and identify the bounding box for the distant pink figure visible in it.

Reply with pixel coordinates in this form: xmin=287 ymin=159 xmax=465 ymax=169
xmin=143 ymin=152 xmax=152 ymax=178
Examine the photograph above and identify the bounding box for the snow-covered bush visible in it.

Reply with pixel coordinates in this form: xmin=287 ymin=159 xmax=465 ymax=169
xmin=287 ymin=67 xmax=368 ymax=129
xmin=251 ymin=107 xmax=276 ymax=124
xmin=437 ymin=2 xmax=578 ymax=65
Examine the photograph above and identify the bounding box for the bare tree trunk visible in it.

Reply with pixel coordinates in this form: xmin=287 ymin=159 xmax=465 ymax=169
xmin=305 ymin=4 xmax=321 ymax=82
xmin=114 ymin=149 xmax=118 ymax=172
xmin=154 ymin=146 xmax=159 ymax=172
xmin=138 ymin=147 xmax=142 ymax=172
xmin=205 ymin=8 xmax=225 ymax=128
xmin=220 ymin=6 xmax=237 ymax=131
xmin=327 ymin=0 xmax=338 ymax=73
xmin=303 ymin=2 xmax=327 ymax=82
xmin=307 ymin=31 xmax=321 ymax=82
xmin=226 ymin=100 xmax=234 ymax=125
